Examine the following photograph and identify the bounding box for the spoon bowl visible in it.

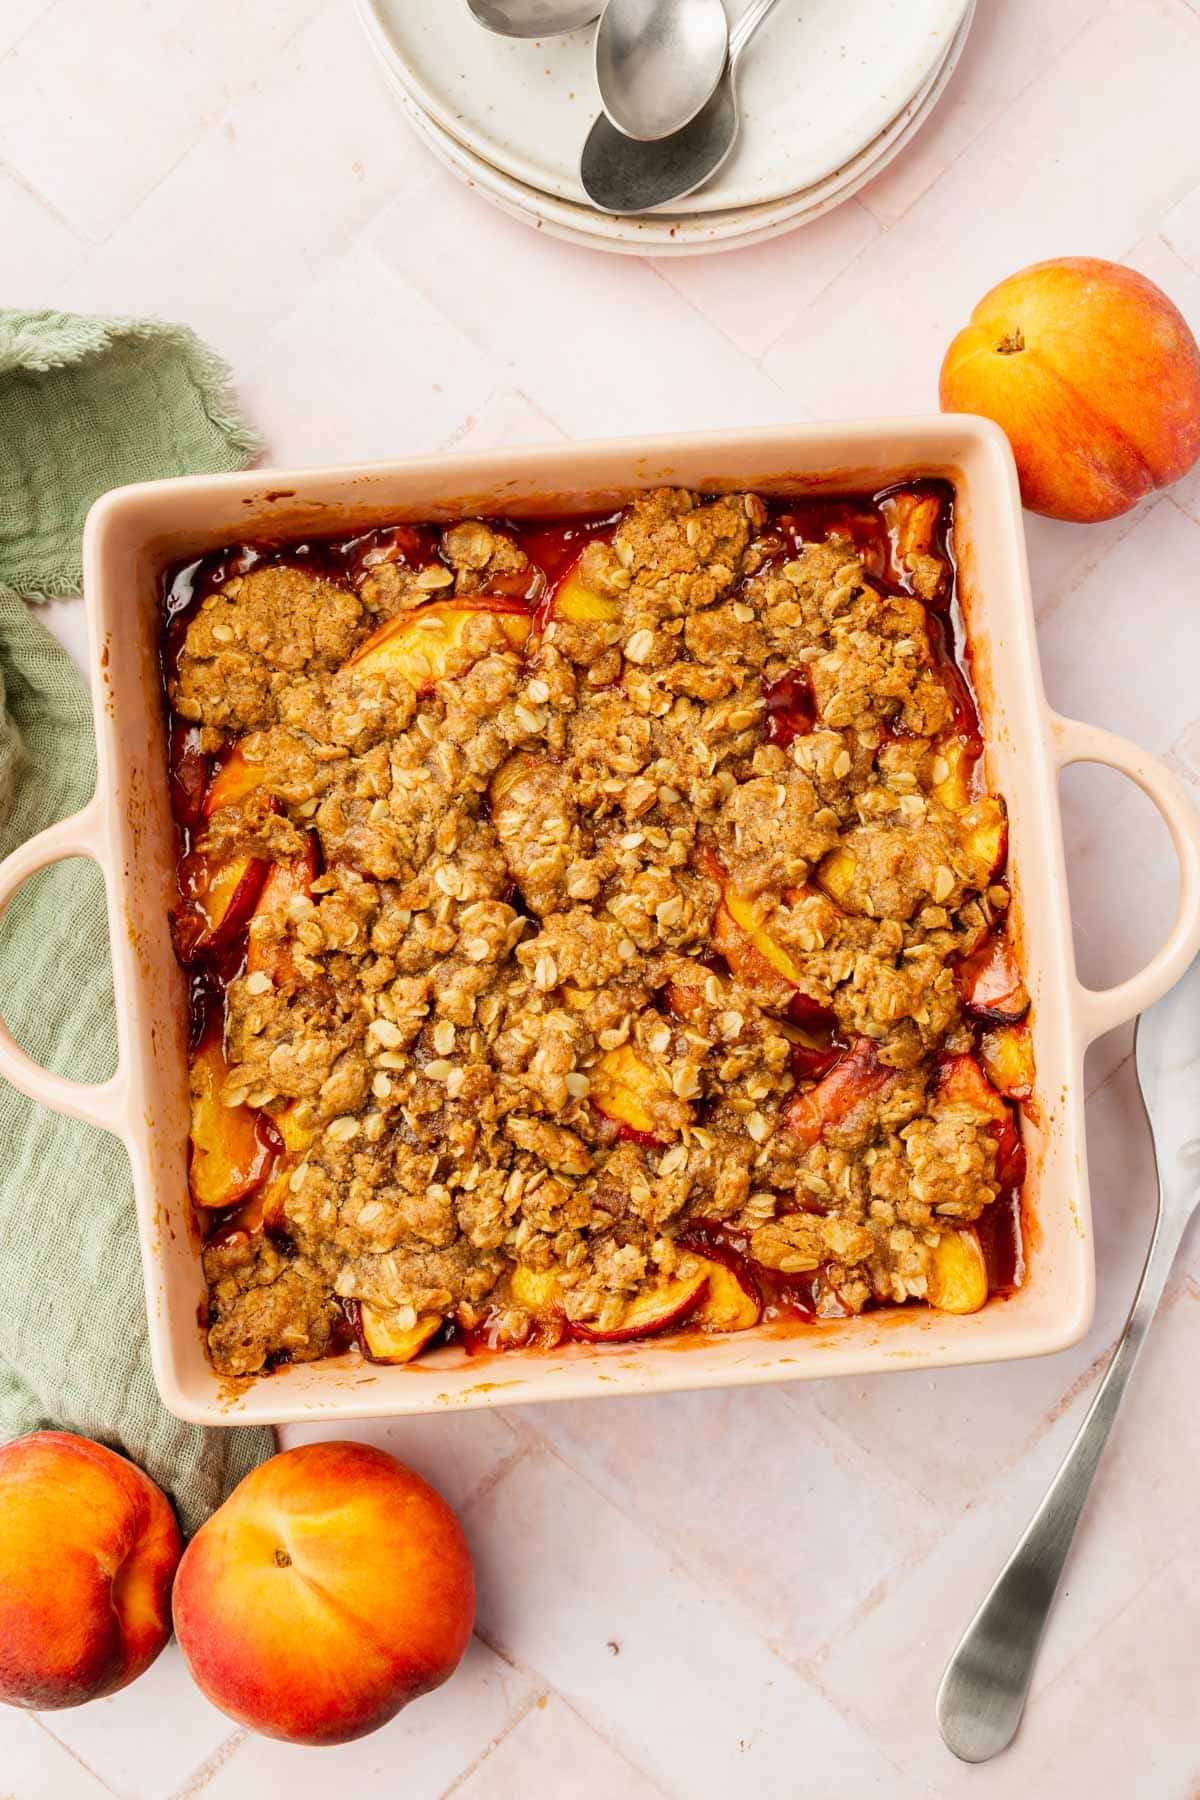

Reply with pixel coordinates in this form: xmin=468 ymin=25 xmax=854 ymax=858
xmin=583 ymin=0 xmax=780 ymax=213
xmin=582 ymin=80 xmax=737 ymax=213
xmin=595 ymin=0 xmax=728 ymax=141
xmin=467 ymin=0 xmax=599 ymax=37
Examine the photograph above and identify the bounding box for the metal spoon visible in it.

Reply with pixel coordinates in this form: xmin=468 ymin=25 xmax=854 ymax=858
xmin=596 ymin=0 xmax=728 ymax=141
xmin=467 ymin=0 xmax=599 ymax=38
xmin=581 ymin=0 xmax=780 ymax=214
xmin=937 ymin=952 xmax=1200 ymax=1762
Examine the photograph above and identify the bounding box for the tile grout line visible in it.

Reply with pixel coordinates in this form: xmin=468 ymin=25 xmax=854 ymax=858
xmin=641 ymin=256 xmax=805 ymax=399
xmin=1161 ymin=209 xmax=1200 ymax=279
xmin=166 ymin=1728 xmax=249 ymax=1800
xmin=1084 ymin=1055 xmax=1131 ymax=1102
xmin=645 ymin=195 xmax=882 ymax=369
xmin=809 ymin=1534 xmax=949 ymax=1670
xmin=8 ymin=0 xmax=333 ymax=258
xmin=805 ymin=1661 xmax=946 ymax=1797
xmin=0 ymin=151 xmax=88 ymax=245
xmin=552 ymin=1690 xmax=676 ymax=1799
xmin=471 ymin=1420 xmax=854 ymax=1710
xmin=457 ymin=1434 xmax=532 ymax=1518
xmin=429 ymin=384 xmax=567 ymax=457
xmin=854 ymin=0 xmax=1114 ymax=237
xmin=753 ymin=211 xmax=886 ymax=364
xmin=26 ymin=1713 xmax=125 ymax=1800
xmin=467 ymin=1622 xmax=672 ymax=1799
xmin=1164 ymin=488 xmax=1200 ymax=531
xmin=772 ymin=1378 xmax=967 ymax=1520
xmin=437 ymin=1688 xmax=547 ymax=1798
xmin=0 ymin=0 xmax=59 ymax=63
xmin=1031 ymin=501 xmax=1161 ymax=632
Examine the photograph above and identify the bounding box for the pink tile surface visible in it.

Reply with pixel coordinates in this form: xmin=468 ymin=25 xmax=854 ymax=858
xmin=198 ymin=1639 xmax=535 ymax=1800
xmin=448 ymin=1695 xmax=664 ymax=1800
xmin=461 ymin=1445 xmax=927 ymax=1798
xmin=6 ymin=0 xmax=1200 ymax=1791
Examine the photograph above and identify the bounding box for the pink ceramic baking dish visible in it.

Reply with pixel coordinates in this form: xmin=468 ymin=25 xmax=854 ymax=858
xmin=2 ymin=418 xmax=1199 ymax=1426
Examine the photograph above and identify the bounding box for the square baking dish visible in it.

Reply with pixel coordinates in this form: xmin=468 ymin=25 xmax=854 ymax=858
xmin=3 ymin=417 xmax=1198 ymax=1426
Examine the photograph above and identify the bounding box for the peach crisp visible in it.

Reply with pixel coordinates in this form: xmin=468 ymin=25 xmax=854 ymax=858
xmin=162 ymin=485 xmax=1032 ymax=1376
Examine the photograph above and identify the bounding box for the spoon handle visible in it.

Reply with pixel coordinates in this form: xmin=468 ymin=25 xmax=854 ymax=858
xmin=729 ymin=0 xmax=781 ymax=66
xmin=936 ymin=1193 xmax=1188 ymax=1763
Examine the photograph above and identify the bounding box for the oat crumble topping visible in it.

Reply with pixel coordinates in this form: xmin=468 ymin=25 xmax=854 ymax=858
xmin=165 ymin=486 xmax=1033 ymax=1377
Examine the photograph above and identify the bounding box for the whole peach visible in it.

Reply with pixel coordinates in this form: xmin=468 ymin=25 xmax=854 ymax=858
xmin=172 ymin=1441 xmax=474 ymax=1746
xmin=0 ymin=1432 xmax=181 ymax=1709
xmin=940 ymin=257 xmax=1200 ymax=521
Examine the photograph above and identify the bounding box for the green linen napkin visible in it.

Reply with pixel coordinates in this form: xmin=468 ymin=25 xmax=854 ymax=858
xmin=0 ymin=310 xmax=272 ymax=1534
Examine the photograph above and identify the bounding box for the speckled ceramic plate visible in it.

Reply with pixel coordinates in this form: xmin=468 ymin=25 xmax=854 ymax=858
xmin=364 ymin=2 xmax=973 ymax=255
xmin=359 ymin=0 xmax=970 ymax=216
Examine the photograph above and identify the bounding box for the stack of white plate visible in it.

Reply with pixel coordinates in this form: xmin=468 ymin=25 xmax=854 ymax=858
xmin=356 ymin=0 xmax=974 ymax=257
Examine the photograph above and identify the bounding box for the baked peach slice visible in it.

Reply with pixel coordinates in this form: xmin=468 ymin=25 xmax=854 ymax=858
xmin=173 ymin=831 xmax=271 ymax=961
xmin=203 ymin=744 xmax=266 ymax=816
xmin=246 ymin=833 xmax=319 ymax=983
xmin=814 ymin=845 xmax=858 ymax=912
xmin=935 ymin=1051 xmax=1009 ymax=1123
xmin=788 ymin=1034 xmax=845 ymax=1082
xmin=879 ymin=487 xmax=952 ymax=601
xmin=254 ymin=1104 xmax=320 ymax=1234
xmin=173 ymin=746 xmax=278 ymax=961
xmin=345 ymin=598 xmax=531 ymax=690
xmin=715 ymin=887 xmax=806 ymax=989
xmin=506 ymin=1265 xmax=570 ymax=1346
xmin=930 ymin=734 xmax=979 ymax=813
xmin=353 ymin=1303 xmax=442 ymax=1366
xmin=591 ymin=1043 xmax=671 ymax=1141
xmin=959 ymin=796 xmax=1008 ymax=884
xmin=568 ymin=1268 xmax=709 ymax=1343
xmin=690 ymin=1256 xmax=761 ymax=1331
xmin=189 ymin=1033 xmax=274 ymax=1211
xmin=958 ymin=931 xmax=1030 ymax=1024
xmin=551 ymin=558 xmax=621 ymax=624
xmin=880 ymin=488 xmax=943 ymax=568
xmin=191 ymin=855 xmax=269 ymax=957
xmin=274 ymin=1101 xmax=318 ymax=1156
xmin=927 ymin=1227 xmax=988 ymax=1313
xmin=702 ymin=850 xmax=801 ymax=982
xmin=936 ymin=1052 xmax=1026 ymax=1192
xmin=703 ymin=852 xmax=835 ymax=1018
xmin=783 ymin=1038 xmax=891 ymax=1149
xmin=510 ymin=1264 xmax=565 ymax=1314
xmin=980 ymin=1022 xmax=1036 ymax=1104
xmin=256 ymin=1165 xmax=291 ymax=1237
xmin=207 ymin=1192 xmax=266 ymax=1248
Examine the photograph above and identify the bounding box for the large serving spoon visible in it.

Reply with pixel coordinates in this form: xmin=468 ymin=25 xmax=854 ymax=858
xmin=467 ymin=0 xmax=600 ymax=37
xmin=937 ymin=952 xmax=1200 ymax=1762
xmin=580 ymin=0 xmax=780 ymax=213
xmin=595 ymin=0 xmax=729 ymax=141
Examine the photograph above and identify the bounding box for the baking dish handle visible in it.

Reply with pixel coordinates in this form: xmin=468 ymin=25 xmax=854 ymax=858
xmin=0 ymin=802 xmax=128 ymax=1134
xmin=1050 ymin=713 xmax=1200 ymax=1043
